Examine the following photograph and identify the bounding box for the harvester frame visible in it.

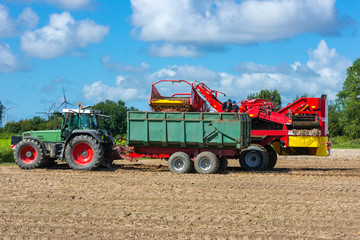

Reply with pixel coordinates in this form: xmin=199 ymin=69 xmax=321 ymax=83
xmin=146 ymin=80 xmax=330 ymax=169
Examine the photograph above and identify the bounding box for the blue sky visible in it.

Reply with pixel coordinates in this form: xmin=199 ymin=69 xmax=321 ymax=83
xmin=0 ymin=0 xmax=359 ymax=124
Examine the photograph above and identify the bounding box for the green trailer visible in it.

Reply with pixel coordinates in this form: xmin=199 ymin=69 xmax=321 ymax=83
xmin=125 ymin=111 xmax=269 ymax=173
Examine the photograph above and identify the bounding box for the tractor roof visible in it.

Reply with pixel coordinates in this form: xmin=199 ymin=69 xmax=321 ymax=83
xmin=62 ymin=109 xmax=101 ymax=114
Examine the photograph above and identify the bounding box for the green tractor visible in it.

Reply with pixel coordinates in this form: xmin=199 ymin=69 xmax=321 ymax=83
xmin=11 ymin=108 xmax=115 ymax=170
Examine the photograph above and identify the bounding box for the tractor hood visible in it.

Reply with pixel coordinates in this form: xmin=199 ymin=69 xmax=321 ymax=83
xmin=22 ymin=130 xmax=62 ymax=143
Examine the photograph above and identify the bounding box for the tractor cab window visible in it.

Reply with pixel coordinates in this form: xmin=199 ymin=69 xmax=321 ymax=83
xmin=79 ymin=114 xmax=99 ymax=129
xmin=61 ymin=113 xmax=79 ymax=139
xmin=64 ymin=114 xmax=79 ymax=129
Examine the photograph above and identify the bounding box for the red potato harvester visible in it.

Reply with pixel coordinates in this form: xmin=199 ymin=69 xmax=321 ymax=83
xmin=145 ymin=80 xmax=330 ymax=169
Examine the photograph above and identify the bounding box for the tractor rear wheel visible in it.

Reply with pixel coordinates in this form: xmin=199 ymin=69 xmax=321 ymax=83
xmin=14 ymin=139 xmax=45 ymax=169
xmin=239 ymin=145 xmax=269 ymax=171
xmin=265 ymin=144 xmax=277 ymax=169
xmin=65 ymin=135 xmax=104 ymax=170
xmin=217 ymin=156 xmax=228 ymax=173
xmin=194 ymin=152 xmax=220 ymax=174
xmin=101 ymin=143 xmax=115 ymax=169
xmin=168 ymin=152 xmax=193 ymax=173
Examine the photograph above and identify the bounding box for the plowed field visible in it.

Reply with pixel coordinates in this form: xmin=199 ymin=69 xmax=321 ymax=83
xmin=1 ymin=149 xmax=360 ymax=239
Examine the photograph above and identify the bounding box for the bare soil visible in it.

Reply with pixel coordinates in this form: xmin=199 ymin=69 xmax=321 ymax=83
xmin=1 ymin=149 xmax=360 ymax=239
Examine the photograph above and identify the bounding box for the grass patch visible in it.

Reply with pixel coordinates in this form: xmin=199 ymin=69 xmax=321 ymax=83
xmin=0 ymin=132 xmax=17 ymax=139
xmin=331 ymin=136 xmax=360 ymax=149
xmin=0 ymin=162 xmax=15 ymax=166
xmin=0 ymin=139 xmax=14 ymax=163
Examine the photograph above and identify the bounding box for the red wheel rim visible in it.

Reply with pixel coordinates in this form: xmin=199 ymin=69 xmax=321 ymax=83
xmin=19 ymin=145 xmax=37 ymax=164
xmin=72 ymin=143 xmax=94 ymax=165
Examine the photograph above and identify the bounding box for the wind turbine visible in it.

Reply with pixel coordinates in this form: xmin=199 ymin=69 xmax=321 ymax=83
xmin=57 ymin=87 xmax=75 ymax=110
xmin=36 ymin=103 xmax=56 ymax=119
xmin=3 ymin=106 xmax=15 ymax=127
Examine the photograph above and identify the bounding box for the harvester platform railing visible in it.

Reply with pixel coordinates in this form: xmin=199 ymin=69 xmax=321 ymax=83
xmin=149 ymin=80 xmax=209 ymax=112
xmin=194 ymin=81 xmax=226 ymax=112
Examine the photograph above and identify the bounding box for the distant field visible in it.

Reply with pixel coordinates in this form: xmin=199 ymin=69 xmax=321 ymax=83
xmin=331 ymin=136 xmax=360 ymax=149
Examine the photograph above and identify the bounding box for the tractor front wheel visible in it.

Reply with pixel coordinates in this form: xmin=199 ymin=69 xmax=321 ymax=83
xmin=14 ymin=139 xmax=45 ymax=169
xmin=65 ymin=135 xmax=104 ymax=170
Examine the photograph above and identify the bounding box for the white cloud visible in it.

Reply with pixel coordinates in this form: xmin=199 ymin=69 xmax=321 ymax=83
xmin=150 ymin=64 xmax=219 ymax=82
xmin=147 ymin=40 xmax=351 ymax=104
xmin=131 ymin=0 xmax=347 ymax=45
xmin=116 ymin=75 xmax=125 ymax=85
xmin=149 ymin=43 xmax=200 ymax=57
xmin=83 ymin=75 xmax=147 ymax=102
xmin=76 ymin=19 xmax=108 ymax=47
xmin=229 ymin=40 xmax=351 ymax=102
xmin=0 ymin=4 xmax=16 ymax=37
xmin=83 ymin=40 xmax=350 ymax=106
xmin=149 ymin=65 xmax=223 ymax=97
xmin=0 ymin=43 xmax=26 ymax=72
xmin=70 ymin=50 xmax=87 ymax=58
xmin=6 ymin=0 xmax=92 ymax=10
xmin=20 ymin=12 xmax=109 ymax=59
xmin=41 ymin=78 xmax=69 ymax=93
xmin=234 ymin=62 xmax=291 ymax=74
xmin=45 ymin=0 xmax=92 ymax=10
xmin=17 ymin=7 xmax=39 ymax=29
xmin=101 ymin=55 xmax=150 ymax=73
xmin=0 ymin=4 xmax=39 ymax=38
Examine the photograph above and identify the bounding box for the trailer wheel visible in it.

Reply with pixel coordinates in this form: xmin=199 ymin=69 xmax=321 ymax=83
xmin=194 ymin=152 xmax=220 ymax=174
xmin=14 ymin=139 xmax=45 ymax=169
xmin=168 ymin=152 xmax=193 ymax=173
xmin=217 ymin=156 xmax=228 ymax=173
xmin=239 ymin=145 xmax=269 ymax=171
xmin=265 ymin=144 xmax=277 ymax=169
xmin=65 ymin=135 xmax=104 ymax=170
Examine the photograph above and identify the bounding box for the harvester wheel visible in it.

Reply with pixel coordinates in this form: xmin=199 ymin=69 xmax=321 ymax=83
xmin=265 ymin=144 xmax=277 ymax=169
xmin=65 ymin=135 xmax=104 ymax=170
xmin=194 ymin=151 xmax=220 ymax=174
xmin=14 ymin=139 xmax=45 ymax=169
xmin=239 ymin=145 xmax=269 ymax=171
xmin=168 ymin=152 xmax=193 ymax=173
xmin=217 ymin=156 xmax=228 ymax=173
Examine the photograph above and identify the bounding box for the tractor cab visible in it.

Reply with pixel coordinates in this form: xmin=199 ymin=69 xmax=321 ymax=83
xmin=60 ymin=109 xmax=103 ymax=139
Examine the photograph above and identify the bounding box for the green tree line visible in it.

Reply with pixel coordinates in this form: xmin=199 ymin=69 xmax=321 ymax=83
xmin=0 ymin=100 xmax=138 ymax=137
xmin=330 ymin=58 xmax=360 ymax=139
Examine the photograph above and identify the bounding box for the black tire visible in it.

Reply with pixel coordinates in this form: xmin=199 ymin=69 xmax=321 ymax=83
xmin=168 ymin=152 xmax=193 ymax=173
xmin=14 ymin=139 xmax=45 ymax=169
xmin=101 ymin=143 xmax=114 ymax=169
xmin=194 ymin=151 xmax=220 ymax=174
xmin=265 ymin=144 xmax=277 ymax=169
xmin=239 ymin=145 xmax=269 ymax=171
xmin=217 ymin=156 xmax=228 ymax=173
xmin=65 ymin=135 xmax=104 ymax=170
